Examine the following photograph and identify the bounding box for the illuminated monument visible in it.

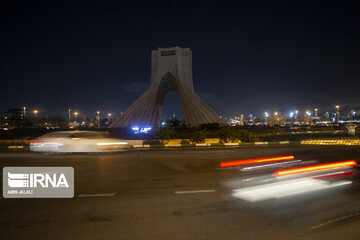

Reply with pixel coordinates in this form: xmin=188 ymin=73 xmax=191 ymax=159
xmin=110 ymin=46 xmax=225 ymax=128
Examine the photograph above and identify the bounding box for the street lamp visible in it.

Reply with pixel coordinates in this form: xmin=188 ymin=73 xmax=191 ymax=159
xmin=352 ymin=110 xmax=356 ymax=119
xmin=23 ymin=107 xmax=26 ymax=118
xmin=288 ymin=112 xmax=293 ymax=124
xmin=74 ymin=112 xmax=78 ymax=122
xmin=264 ymin=112 xmax=269 ymax=124
xmin=108 ymin=113 xmax=112 ymax=119
xmin=274 ymin=112 xmax=279 ymax=124
xmin=33 ymin=110 xmax=38 ymax=124
xmin=295 ymin=110 xmax=298 ymax=121
xmin=68 ymin=109 xmax=71 ymax=125
xmin=305 ymin=111 xmax=311 ymax=123
xmin=335 ymin=105 xmax=340 ymax=122
xmin=96 ymin=111 xmax=100 ymax=126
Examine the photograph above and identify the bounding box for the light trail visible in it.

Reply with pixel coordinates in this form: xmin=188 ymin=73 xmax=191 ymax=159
xmin=273 ymin=160 xmax=357 ymax=177
xmin=221 ymin=155 xmax=295 ymax=168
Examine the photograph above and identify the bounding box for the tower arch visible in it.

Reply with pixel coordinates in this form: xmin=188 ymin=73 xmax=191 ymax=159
xmin=110 ymin=47 xmax=225 ymax=128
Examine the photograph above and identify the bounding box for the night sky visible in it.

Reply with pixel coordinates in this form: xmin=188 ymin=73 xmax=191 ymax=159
xmin=1 ymin=1 xmax=360 ymax=120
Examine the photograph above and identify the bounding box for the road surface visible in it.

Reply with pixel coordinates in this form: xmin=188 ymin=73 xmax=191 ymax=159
xmin=1 ymin=145 xmax=360 ymax=239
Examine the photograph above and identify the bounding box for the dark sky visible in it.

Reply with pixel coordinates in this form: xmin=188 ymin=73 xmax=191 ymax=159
xmin=1 ymin=0 xmax=360 ymax=120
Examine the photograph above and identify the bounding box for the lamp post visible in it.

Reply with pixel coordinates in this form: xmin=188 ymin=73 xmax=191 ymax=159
xmin=314 ymin=108 xmax=318 ymax=123
xmin=108 ymin=113 xmax=112 ymax=119
xmin=96 ymin=111 xmax=100 ymax=126
xmin=305 ymin=111 xmax=311 ymax=123
xmin=335 ymin=105 xmax=340 ymax=123
xmin=23 ymin=107 xmax=26 ymax=119
xmin=274 ymin=112 xmax=279 ymax=124
xmin=34 ymin=110 xmax=38 ymax=124
xmin=68 ymin=109 xmax=71 ymax=127
xmin=295 ymin=110 xmax=298 ymax=122
xmin=264 ymin=112 xmax=269 ymax=124
xmin=351 ymin=110 xmax=356 ymax=120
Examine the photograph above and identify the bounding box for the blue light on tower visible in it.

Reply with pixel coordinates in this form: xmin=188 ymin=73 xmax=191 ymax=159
xmin=131 ymin=126 xmax=152 ymax=134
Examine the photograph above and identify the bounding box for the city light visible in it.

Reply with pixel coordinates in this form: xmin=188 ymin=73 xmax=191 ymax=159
xmin=3 ymin=105 xmax=359 ymax=128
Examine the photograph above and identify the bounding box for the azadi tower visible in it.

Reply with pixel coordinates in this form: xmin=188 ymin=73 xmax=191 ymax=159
xmin=110 ymin=46 xmax=225 ymax=128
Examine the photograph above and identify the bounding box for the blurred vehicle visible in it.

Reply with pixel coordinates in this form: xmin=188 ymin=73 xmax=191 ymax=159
xmin=30 ymin=131 xmax=130 ymax=153
xmin=221 ymin=156 xmax=358 ymax=202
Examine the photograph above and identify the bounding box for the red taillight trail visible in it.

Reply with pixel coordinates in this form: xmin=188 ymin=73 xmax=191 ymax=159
xmin=220 ymin=155 xmax=295 ymax=168
xmin=273 ymin=160 xmax=357 ymax=177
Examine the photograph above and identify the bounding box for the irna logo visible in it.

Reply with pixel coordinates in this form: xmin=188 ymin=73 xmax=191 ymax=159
xmin=8 ymin=172 xmax=69 ymax=188
xmin=3 ymin=167 xmax=74 ymax=198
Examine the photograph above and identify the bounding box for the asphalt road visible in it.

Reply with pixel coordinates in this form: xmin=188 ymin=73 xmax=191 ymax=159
xmin=1 ymin=145 xmax=360 ymax=240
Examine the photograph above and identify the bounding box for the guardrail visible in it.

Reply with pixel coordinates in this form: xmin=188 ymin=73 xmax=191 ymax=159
xmin=0 ymin=140 xmax=30 ymax=146
xmin=130 ymin=141 xmax=291 ymax=148
xmin=301 ymin=139 xmax=360 ymax=146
